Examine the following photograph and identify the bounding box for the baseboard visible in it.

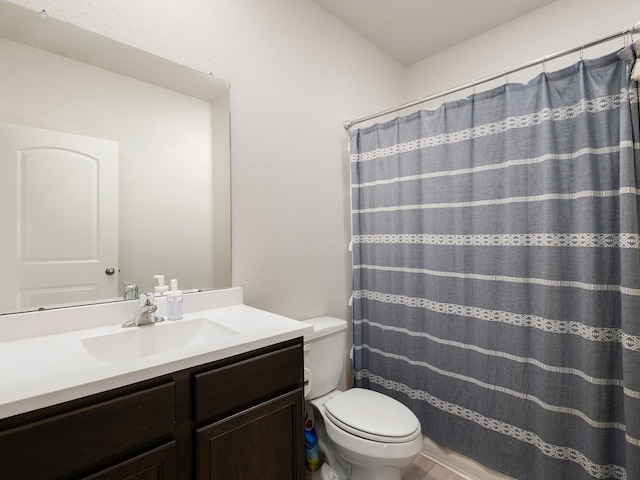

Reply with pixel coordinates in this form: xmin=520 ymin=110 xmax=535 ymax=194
xmin=420 ymin=436 xmax=515 ymax=480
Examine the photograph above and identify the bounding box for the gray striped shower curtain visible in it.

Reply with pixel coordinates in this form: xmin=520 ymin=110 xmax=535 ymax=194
xmin=350 ymin=45 xmax=639 ymax=480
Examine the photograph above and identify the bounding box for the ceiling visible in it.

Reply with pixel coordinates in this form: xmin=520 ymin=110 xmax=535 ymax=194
xmin=312 ymin=0 xmax=557 ymax=66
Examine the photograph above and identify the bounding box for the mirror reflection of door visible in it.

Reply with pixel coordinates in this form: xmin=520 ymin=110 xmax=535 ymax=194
xmin=0 ymin=122 xmax=118 ymax=312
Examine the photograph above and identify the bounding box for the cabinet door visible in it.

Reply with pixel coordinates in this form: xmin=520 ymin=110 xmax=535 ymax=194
xmin=83 ymin=442 xmax=177 ymax=480
xmin=197 ymin=389 xmax=304 ymax=480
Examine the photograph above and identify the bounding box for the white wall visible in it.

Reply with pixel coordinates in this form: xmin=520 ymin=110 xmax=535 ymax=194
xmin=7 ymin=0 xmax=404 ymax=321
xmin=404 ymin=0 xmax=640 ymax=110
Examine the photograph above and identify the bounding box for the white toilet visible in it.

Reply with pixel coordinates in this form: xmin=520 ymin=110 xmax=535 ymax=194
xmin=303 ymin=317 xmax=423 ymax=480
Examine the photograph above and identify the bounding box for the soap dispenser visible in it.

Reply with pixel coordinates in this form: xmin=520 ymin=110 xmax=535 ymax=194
xmin=154 ymin=275 xmax=169 ymax=295
xmin=166 ymin=278 xmax=183 ymax=321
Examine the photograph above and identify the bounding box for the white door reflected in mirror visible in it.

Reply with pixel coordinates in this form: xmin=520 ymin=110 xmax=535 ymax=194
xmin=0 ymin=1 xmax=231 ymax=316
xmin=0 ymin=122 xmax=119 ymax=311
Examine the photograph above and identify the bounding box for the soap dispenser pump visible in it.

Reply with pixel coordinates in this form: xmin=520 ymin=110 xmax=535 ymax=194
xmin=154 ymin=275 xmax=169 ymax=295
xmin=166 ymin=279 xmax=183 ymax=321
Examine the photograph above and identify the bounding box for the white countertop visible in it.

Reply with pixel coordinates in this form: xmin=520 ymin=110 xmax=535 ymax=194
xmin=0 ymin=287 xmax=312 ymax=419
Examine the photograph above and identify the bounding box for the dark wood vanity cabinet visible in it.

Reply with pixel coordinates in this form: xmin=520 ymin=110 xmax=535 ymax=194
xmin=0 ymin=338 xmax=305 ymax=480
xmin=194 ymin=343 xmax=305 ymax=480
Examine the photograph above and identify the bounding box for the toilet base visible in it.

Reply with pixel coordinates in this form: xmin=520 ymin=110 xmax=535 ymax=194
xmin=351 ymin=465 xmax=401 ymax=480
xmin=320 ymin=463 xmax=345 ymax=480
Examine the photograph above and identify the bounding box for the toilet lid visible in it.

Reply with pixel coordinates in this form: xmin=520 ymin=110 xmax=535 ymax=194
xmin=323 ymin=389 xmax=421 ymax=443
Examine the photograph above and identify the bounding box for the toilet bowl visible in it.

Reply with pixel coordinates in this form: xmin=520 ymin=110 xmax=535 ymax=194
xmin=312 ymin=389 xmax=423 ymax=480
xmin=303 ymin=317 xmax=422 ymax=480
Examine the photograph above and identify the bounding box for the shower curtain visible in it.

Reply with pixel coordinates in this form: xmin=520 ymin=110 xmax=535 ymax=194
xmin=350 ymin=45 xmax=640 ymax=480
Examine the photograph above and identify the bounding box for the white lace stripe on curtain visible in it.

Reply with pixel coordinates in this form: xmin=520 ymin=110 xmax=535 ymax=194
xmin=350 ymin=89 xmax=639 ymax=163
xmin=354 ymin=319 xmax=640 ymax=399
xmin=352 ymin=143 xmax=640 ymax=188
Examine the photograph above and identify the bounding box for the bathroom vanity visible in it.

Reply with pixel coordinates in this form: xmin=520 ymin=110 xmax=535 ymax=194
xmin=0 ymin=288 xmax=311 ymax=480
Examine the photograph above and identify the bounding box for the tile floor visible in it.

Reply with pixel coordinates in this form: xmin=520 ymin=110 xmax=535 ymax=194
xmin=401 ymin=454 xmax=467 ymax=480
xmin=306 ymin=454 xmax=466 ymax=480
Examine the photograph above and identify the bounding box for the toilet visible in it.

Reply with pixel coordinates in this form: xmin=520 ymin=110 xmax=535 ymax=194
xmin=303 ymin=317 xmax=423 ymax=480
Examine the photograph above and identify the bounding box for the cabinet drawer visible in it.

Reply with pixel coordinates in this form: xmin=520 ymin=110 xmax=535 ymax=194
xmin=0 ymin=382 xmax=175 ymax=479
xmin=195 ymin=343 xmax=302 ymax=423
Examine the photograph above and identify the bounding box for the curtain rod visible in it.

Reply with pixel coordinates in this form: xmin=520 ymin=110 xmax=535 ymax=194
xmin=344 ymin=21 xmax=640 ymax=131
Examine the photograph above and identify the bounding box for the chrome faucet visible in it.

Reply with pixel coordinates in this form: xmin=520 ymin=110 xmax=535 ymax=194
xmin=121 ymin=292 xmax=164 ymax=327
xmin=123 ymin=281 xmax=139 ymax=300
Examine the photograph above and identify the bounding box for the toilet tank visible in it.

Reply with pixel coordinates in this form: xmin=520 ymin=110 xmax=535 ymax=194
xmin=303 ymin=317 xmax=347 ymax=400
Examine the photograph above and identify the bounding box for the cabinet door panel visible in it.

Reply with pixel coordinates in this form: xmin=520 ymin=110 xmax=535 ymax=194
xmin=197 ymin=389 xmax=304 ymax=480
xmin=83 ymin=442 xmax=177 ymax=480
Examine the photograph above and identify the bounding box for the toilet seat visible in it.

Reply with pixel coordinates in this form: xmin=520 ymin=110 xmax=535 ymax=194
xmin=323 ymin=388 xmax=421 ymax=443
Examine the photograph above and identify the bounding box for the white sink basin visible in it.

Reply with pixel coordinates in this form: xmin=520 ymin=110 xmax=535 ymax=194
xmin=81 ymin=317 xmax=241 ymax=363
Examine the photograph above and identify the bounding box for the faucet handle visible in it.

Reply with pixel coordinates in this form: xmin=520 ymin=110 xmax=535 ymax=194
xmin=139 ymin=292 xmax=156 ymax=309
xmin=122 ymin=292 xmax=161 ymax=327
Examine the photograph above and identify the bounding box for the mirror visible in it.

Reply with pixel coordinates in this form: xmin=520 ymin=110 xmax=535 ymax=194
xmin=0 ymin=2 xmax=231 ymax=314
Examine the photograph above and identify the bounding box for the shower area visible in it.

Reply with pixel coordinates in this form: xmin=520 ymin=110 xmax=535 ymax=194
xmin=348 ymin=31 xmax=640 ymax=480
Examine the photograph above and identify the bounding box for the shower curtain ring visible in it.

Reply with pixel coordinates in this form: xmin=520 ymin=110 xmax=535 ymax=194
xmin=623 ymin=27 xmax=632 ymax=46
xmin=503 ymin=70 xmax=509 ymax=84
xmin=579 ymin=44 xmax=584 ymax=60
